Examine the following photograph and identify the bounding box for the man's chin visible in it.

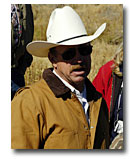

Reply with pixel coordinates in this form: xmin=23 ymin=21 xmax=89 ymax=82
xmin=72 ymin=76 xmax=85 ymax=84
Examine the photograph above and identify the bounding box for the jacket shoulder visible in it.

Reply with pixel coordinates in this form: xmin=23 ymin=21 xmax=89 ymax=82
xmin=13 ymin=79 xmax=50 ymax=100
xmin=14 ymin=86 xmax=30 ymax=96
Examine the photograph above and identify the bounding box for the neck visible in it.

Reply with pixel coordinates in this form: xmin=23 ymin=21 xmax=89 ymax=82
xmin=71 ymin=80 xmax=85 ymax=93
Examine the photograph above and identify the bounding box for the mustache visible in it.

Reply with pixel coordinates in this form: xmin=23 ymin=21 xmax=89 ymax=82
xmin=70 ymin=64 xmax=86 ymax=72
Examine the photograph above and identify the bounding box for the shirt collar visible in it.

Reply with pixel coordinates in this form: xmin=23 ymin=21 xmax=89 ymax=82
xmin=53 ymin=69 xmax=86 ymax=99
xmin=53 ymin=69 xmax=77 ymax=92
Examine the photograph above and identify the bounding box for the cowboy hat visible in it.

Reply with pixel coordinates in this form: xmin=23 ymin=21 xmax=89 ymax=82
xmin=27 ymin=6 xmax=106 ymax=57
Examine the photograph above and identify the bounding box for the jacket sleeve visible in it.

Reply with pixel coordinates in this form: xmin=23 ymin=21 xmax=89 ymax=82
xmin=93 ymin=61 xmax=114 ymax=112
xmin=11 ymin=88 xmax=44 ymax=149
xmin=16 ymin=4 xmax=34 ymax=74
xmin=93 ymin=61 xmax=114 ymax=97
xmin=92 ymin=66 xmax=105 ymax=98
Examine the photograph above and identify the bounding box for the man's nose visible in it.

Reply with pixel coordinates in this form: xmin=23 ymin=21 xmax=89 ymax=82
xmin=75 ymin=48 xmax=83 ymax=63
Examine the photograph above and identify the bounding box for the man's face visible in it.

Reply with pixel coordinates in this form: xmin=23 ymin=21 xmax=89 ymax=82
xmin=50 ymin=43 xmax=92 ymax=86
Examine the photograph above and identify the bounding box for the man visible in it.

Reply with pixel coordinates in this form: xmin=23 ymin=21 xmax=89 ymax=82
xmin=11 ymin=4 xmax=34 ymax=100
xmin=11 ymin=6 xmax=109 ymax=149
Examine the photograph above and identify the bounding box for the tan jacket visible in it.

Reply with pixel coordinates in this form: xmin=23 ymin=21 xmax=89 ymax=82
xmin=11 ymin=68 xmax=109 ymax=149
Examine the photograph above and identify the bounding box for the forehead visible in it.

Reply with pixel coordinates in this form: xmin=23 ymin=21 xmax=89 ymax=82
xmin=55 ymin=45 xmax=76 ymax=54
xmin=55 ymin=42 xmax=90 ymax=54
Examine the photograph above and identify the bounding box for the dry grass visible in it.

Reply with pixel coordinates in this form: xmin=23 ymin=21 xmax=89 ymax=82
xmin=24 ymin=4 xmax=123 ymax=85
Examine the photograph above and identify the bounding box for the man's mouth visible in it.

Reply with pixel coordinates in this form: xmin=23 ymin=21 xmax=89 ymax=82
xmin=70 ymin=65 xmax=86 ymax=76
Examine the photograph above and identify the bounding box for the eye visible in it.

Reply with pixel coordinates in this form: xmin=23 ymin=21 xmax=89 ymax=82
xmin=62 ymin=48 xmax=76 ymax=60
xmin=79 ymin=45 xmax=92 ymax=56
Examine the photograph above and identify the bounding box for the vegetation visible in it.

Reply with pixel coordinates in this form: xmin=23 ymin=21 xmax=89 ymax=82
xmin=24 ymin=4 xmax=123 ymax=85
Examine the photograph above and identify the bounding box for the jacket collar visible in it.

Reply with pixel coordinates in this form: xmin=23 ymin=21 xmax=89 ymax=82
xmin=43 ymin=68 xmax=71 ymax=97
xmin=43 ymin=68 xmax=101 ymax=101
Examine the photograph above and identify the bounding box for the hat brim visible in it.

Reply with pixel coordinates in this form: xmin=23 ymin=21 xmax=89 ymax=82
xmin=27 ymin=23 xmax=106 ymax=57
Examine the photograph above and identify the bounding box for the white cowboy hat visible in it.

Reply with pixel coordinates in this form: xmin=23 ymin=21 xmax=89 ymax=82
xmin=27 ymin=6 xmax=106 ymax=57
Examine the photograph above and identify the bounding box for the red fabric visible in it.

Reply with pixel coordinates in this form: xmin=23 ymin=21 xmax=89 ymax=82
xmin=93 ymin=60 xmax=114 ymax=112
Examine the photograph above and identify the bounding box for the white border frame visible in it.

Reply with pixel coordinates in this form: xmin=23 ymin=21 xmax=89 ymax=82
xmin=1 ymin=0 xmax=129 ymax=158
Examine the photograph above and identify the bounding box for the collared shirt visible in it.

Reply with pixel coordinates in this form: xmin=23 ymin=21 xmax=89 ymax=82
xmin=53 ymin=70 xmax=90 ymax=123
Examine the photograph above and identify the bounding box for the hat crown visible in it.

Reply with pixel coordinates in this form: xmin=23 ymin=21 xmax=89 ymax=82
xmin=46 ymin=6 xmax=87 ymax=43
